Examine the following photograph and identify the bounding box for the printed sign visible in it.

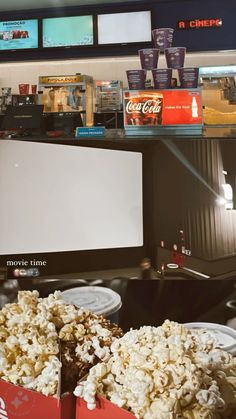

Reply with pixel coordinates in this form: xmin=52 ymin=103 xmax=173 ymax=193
xmin=39 ymin=75 xmax=83 ymax=84
xmin=123 ymin=89 xmax=203 ymax=127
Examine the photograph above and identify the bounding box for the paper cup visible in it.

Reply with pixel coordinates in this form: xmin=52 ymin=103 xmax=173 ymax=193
xmin=126 ymin=70 xmax=146 ymax=90
xmin=185 ymin=322 xmax=236 ymax=355
xmin=178 ymin=67 xmax=199 ymax=88
xmin=152 ymin=28 xmax=174 ymax=50
xmin=139 ymin=49 xmax=160 ymax=70
xmin=19 ymin=84 xmax=30 ymax=95
xmin=62 ymin=286 xmax=122 ymax=324
xmin=31 ymin=84 xmax=37 ymax=94
xmin=165 ymin=47 xmax=186 ymax=69
xmin=152 ymin=68 xmax=172 ymax=89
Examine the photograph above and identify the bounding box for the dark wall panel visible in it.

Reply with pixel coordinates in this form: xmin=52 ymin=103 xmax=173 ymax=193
xmin=0 ymin=0 xmax=234 ymax=61
xmin=154 ymin=140 xmax=236 ymax=261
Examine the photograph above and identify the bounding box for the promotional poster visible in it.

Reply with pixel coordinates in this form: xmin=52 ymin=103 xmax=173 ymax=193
xmin=124 ymin=89 xmax=203 ymax=126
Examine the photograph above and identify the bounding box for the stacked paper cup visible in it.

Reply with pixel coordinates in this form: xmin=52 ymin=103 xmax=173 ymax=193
xmin=126 ymin=27 xmax=199 ymax=89
xmin=153 ymin=27 xmax=199 ymax=89
xmin=152 ymin=28 xmax=174 ymax=89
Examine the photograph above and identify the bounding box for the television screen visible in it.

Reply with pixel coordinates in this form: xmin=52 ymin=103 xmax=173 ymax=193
xmin=0 ymin=19 xmax=38 ymax=50
xmin=43 ymin=16 xmax=93 ymax=47
xmin=98 ymin=11 xmax=152 ymax=45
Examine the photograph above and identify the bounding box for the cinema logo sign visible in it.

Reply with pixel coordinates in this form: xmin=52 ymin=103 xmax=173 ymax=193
xmin=178 ymin=18 xmax=223 ymax=29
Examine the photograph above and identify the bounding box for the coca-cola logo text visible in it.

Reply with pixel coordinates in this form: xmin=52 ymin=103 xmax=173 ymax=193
xmin=126 ymin=99 xmax=162 ymax=114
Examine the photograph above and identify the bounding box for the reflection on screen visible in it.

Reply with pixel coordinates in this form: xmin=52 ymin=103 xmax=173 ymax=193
xmin=0 ymin=20 xmax=38 ymax=50
xmin=43 ymin=16 xmax=93 ymax=48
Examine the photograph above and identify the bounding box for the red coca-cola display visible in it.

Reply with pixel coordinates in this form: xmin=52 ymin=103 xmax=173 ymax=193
xmin=124 ymin=91 xmax=163 ymax=125
xmin=123 ymin=89 xmax=203 ymax=135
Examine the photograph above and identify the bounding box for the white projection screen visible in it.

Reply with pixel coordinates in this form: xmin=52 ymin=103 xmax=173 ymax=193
xmin=0 ymin=140 xmax=143 ymax=255
xmin=98 ymin=11 xmax=152 ymax=45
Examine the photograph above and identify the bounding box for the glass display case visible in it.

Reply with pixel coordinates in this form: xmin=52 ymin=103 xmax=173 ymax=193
xmin=38 ymin=74 xmax=94 ymax=127
xmin=199 ymin=65 xmax=236 ymax=125
xmin=95 ymin=80 xmax=123 ymax=112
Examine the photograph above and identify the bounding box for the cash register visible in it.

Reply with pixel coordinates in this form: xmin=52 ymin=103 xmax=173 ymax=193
xmin=1 ymin=105 xmax=44 ymax=136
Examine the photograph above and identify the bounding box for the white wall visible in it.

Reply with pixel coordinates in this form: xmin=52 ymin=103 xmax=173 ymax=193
xmin=0 ymin=51 xmax=236 ymax=92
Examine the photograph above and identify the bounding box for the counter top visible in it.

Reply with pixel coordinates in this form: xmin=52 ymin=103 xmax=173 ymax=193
xmin=3 ymin=127 xmax=236 ymax=146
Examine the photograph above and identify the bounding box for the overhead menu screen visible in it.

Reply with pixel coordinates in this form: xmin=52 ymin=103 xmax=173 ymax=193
xmin=98 ymin=11 xmax=152 ymax=45
xmin=43 ymin=16 xmax=94 ymax=47
xmin=0 ymin=19 xmax=38 ymax=50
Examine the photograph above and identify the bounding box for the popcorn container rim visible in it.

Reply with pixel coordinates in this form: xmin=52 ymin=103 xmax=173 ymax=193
xmin=185 ymin=321 xmax=236 ymax=354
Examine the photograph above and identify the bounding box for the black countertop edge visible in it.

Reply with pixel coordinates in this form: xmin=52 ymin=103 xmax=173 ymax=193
xmin=2 ymin=128 xmax=236 ymax=145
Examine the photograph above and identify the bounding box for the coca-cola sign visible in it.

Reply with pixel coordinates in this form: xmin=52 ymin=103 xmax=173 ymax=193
xmin=126 ymin=99 xmax=162 ymax=114
xmin=123 ymin=90 xmax=203 ymax=128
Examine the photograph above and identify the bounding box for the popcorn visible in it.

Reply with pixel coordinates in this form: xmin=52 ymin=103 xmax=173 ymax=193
xmin=0 ymin=290 xmax=123 ymax=397
xmin=74 ymin=320 xmax=236 ymax=418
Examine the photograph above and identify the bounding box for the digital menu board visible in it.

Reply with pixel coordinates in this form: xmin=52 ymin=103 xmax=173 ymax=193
xmin=98 ymin=11 xmax=152 ymax=45
xmin=0 ymin=19 xmax=38 ymax=50
xmin=43 ymin=16 xmax=93 ymax=48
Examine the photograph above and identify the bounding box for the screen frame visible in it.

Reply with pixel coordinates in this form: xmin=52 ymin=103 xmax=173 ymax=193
xmin=42 ymin=14 xmax=95 ymax=49
xmin=96 ymin=10 xmax=153 ymax=47
xmin=0 ymin=18 xmax=39 ymax=52
xmin=0 ymin=138 xmax=153 ymax=278
xmin=0 ymin=6 xmax=153 ymax=57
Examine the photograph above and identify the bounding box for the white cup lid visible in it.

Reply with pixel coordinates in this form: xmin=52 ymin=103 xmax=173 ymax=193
xmin=61 ymin=286 xmax=122 ymax=316
xmin=185 ymin=322 xmax=236 ymax=354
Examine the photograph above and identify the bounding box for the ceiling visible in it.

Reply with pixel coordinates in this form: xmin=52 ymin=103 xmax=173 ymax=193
xmin=0 ymin=0 xmax=140 ymax=12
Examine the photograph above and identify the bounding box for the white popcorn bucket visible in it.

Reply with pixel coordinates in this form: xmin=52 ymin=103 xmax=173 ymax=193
xmin=62 ymin=286 xmax=122 ymax=324
xmin=185 ymin=322 xmax=236 ymax=355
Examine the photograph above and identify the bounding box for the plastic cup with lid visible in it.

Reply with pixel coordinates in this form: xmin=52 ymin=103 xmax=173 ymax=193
xmin=62 ymin=286 xmax=122 ymax=324
xmin=185 ymin=322 xmax=236 ymax=355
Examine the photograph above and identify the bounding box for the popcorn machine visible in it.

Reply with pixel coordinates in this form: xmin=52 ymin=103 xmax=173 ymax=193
xmin=38 ymin=74 xmax=94 ymax=127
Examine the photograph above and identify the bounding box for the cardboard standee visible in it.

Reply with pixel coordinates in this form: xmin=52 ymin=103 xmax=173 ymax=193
xmin=76 ymin=396 xmax=135 ymax=419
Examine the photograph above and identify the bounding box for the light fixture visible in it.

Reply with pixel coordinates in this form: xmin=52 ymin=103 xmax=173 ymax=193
xmin=216 ymin=197 xmax=227 ymax=206
xmin=166 ymin=263 xmax=179 ymax=269
xmin=216 ymin=183 xmax=234 ymax=209
xmin=222 ymin=183 xmax=233 ymax=201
